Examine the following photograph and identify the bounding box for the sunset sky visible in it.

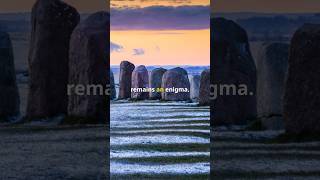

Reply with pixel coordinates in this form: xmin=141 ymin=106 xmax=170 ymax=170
xmin=110 ymin=0 xmax=210 ymax=66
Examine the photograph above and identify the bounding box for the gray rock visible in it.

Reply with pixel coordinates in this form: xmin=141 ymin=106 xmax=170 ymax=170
xmin=131 ymin=65 xmax=149 ymax=100
xmin=283 ymin=24 xmax=320 ymax=135
xmin=0 ymin=31 xmax=20 ymax=121
xmin=110 ymin=70 xmax=116 ymax=100
xmin=256 ymin=43 xmax=289 ymax=130
xmin=190 ymin=75 xmax=201 ymax=100
xmin=211 ymin=18 xmax=257 ymax=126
xmin=161 ymin=67 xmax=190 ymax=101
xmin=26 ymin=0 xmax=80 ymax=119
xmin=199 ymin=69 xmax=210 ymax=106
xmin=68 ymin=12 xmax=109 ymax=124
xmin=149 ymin=68 xmax=167 ymax=99
xmin=118 ymin=61 xmax=135 ymax=99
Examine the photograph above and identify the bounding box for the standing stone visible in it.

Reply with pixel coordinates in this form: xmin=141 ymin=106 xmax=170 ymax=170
xmin=26 ymin=0 xmax=79 ymax=119
xmin=68 ymin=12 xmax=109 ymax=124
xmin=190 ymin=75 xmax=201 ymax=100
xmin=131 ymin=65 xmax=149 ymax=100
xmin=118 ymin=61 xmax=135 ymax=99
xmin=110 ymin=70 xmax=116 ymax=100
xmin=211 ymin=18 xmax=257 ymax=126
xmin=0 ymin=32 xmax=20 ymax=121
xmin=199 ymin=69 xmax=210 ymax=106
xmin=256 ymin=43 xmax=289 ymax=130
xmin=171 ymin=67 xmax=188 ymax=77
xmin=162 ymin=67 xmax=190 ymax=101
xmin=283 ymin=24 xmax=320 ymax=135
xmin=149 ymin=68 xmax=166 ymax=99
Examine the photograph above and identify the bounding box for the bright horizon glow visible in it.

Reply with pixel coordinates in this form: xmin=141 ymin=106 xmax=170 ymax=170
xmin=111 ymin=29 xmax=210 ymax=66
xmin=111 ymin=0 xmax=209 ymax=8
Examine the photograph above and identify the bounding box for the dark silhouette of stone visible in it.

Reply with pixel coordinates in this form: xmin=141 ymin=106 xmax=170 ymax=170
xmin=199 ymin=69 xmax=210 ymax=106
xmin=283 ymin=24 xmax=320 ymax=135
xmin=0 ymin=31 xmax=20 ymax=121
xmin=149 ymin=68 xmax=167 ymax=99
xmin=131 ymin=65 xmax=149 ymax=100
xmin=211 ymin=18 xmax=257 ymax=126
xmin=171 ymin=67 xmax=188 ymax=77
xmin=256 ymin=43 xmax=288 ymax=130
xmin=110 ymin=70 xmax=116 ymax=100
xmin=118 ymin=61 xmax=135 ymax=99
xmin=68 ymin=12 xmax=109 ymax=124
xmin=26 ymin=0 xmax=80 ymax=119
xmin=162 ymin=67 xmax=190 ymax=101
xmin=190 ymin=75 xmax=201 ymax=100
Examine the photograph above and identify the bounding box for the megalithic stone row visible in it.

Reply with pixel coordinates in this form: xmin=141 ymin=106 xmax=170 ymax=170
xmin=211 ymin=18 xmax=257 ymax=126
xmin=190 ymin=75 xmax=201 ymax=100
xmin=256 ymin=43 xmax=289 ymax=130
xmin=118 ymin=61 xmax=135 ymax=99
xmin=110 ymin=70 xmax=116 ymax=100
xmin=68 ymin=12 xmax=109 ymax=124
xmin=131 ymin=65 xmax=149 ymax=100
xmin=26 ymin=0 xmax=79 ymax=119
xmin=149 ymin=67 xmax=167 ymax=100
xmin=283 ymin=24 xmax=320 ymax=135
xmin=161 ymin=67 xmax=190 ymax=101
xmin=0 ymin=31 xmax=20 ymax=121
xmin=199 ymin=69 xmax=210 ymax=106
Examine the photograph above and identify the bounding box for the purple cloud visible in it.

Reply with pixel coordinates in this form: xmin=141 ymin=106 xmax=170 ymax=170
xmin=133 ymin=48 xmax=145 ymax=56
xmin=111 ymin=5 xmax=210 ymax=30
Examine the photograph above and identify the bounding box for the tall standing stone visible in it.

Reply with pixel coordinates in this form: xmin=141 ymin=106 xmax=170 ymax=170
xmin=26 ymin=0 xmax=79 ymax=119
xmin=283 ymin=24 xmax=320 ymax=135
xmin=256 ymin=43 xmax=288 ymax=130
xmin=190 ymin=75 xmax=201 ymax=100
xmin=162 ymin=67 xmax=190 ymax=101
xmin=68 ymin=12 xmax=109 ymax=124
xmin=149 ymin=68 xmax=166 ymax=99
xmin=131 ymin=65 xmax=149 ymax=100
xmin=199 ymin=69 xmax=210 ymax=106
xmin=118 ymin=61 xmax=135 ymax=99
xmin=110 ymin=70 xmax=116 ymax=100
xmin=0 ymin=32 xmax=20 ymax=121
xmin=211 ymin=18 xmax=257 ymax=126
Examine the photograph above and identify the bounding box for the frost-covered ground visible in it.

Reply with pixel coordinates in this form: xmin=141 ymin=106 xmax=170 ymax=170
xmin=211 ymin=128 xmax=320 ymax=179
xmin=110 ymin=101 xmax=210 ymax=179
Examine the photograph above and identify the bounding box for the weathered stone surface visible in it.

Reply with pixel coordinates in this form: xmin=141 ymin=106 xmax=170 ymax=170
xmin=190 ymin=75 xmax=201 ymax=101
xmin=68 ymin=12 xmax=109 ymax=124
xmin=256 ymin=43 xmax=288 ymax=130
xmin=199 ymin=69 xmax=210 ymax=106
xmin=131 ymin=65 xmax=149 ymax=100
xmin=149 ymin=68 xmax=167 ymax=99
xmin=110 ymin=70 xmax=116 ymax=100
xmin=0 ymin=32 xmax=20 ymax=121
xmin=26 ymin=0 xmax=79 ymax=119
xmin=283 ymin=24 xmax=320 ymax=135
xmin=211 ymin=18 xmax=257 ymax=126
xmin=161 ymin=67 xmax=190 ymax=101
xmin=118 ymin=61 xmax=135 ymax=99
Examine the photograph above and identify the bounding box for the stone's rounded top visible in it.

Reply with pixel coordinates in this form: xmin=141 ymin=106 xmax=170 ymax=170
xmin=0 ymin=31 xmax=11 ymax=48
xmin=169 ymin=67 xmax=188 ymax=76
xmin=211 ymin=17 xmax=248 ymax=43
xmin=134 ymin=65 xmax=148 ymax=72
xmin=151 ymin=67 xmax=167 ymax=74
xmin=77 ymin=11 xmax=110 ymax=31
xmin=120 ymin=61 xmax=135 ymax=71
xmin=201 ymin=69 xmax=210 ymax=76
xmin=33 ymin=0 xmax=80 ymax=25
